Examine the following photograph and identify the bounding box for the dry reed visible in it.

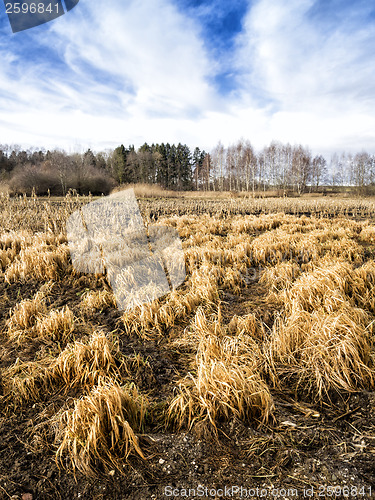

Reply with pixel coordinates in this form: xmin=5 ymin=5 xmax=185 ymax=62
xmin=55 ymin=380 xmax=147 ymax=475
xmin=168 ymin=309 xmax=273 ymax=437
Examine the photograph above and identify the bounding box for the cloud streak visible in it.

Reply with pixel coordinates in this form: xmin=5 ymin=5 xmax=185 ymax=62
xmin=0 ymin=0 xmax=375 ymax=156
xmin=236 ymin=0 xmax=375 ymax=153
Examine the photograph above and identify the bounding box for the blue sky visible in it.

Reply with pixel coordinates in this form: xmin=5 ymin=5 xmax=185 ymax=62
xmin=1 ymin=0 xmax=375 ymax=157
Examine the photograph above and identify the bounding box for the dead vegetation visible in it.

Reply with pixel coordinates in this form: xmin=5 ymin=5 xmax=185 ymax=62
xmin=55 ymin=380 xmax=147 ymax=476
xmin=1 ymin=193 xmax=375 ymax=495
xmin=168 ymin=308 xmax=273 ymax=437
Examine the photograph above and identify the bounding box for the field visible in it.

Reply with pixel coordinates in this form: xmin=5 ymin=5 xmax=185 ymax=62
xmin=1 ymin=192 xmax=375 ymax=499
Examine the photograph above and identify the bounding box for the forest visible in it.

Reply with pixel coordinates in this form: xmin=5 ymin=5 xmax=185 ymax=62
xmin=0 ymin=140 xmax=374 ymax=196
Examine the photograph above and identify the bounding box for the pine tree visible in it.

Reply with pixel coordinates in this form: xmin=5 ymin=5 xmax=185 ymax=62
xmin=177 ymin=143 xmax=192 ymax=190
xmin=155 ymin=143 xmax=169 ymax=188
xmin=192 ymin=147 xmax=206 ymax=190
xmin=83 ymin=149 xmax=96 ymax=169
xmin=111 ymin=145 xmax=128 ymax=184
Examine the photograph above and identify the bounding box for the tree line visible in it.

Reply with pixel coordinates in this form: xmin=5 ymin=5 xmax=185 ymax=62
xmin=0 ymin=140 xmax=374 ymax=195
xmin=209 ymin=141 xmax=375 ymax=195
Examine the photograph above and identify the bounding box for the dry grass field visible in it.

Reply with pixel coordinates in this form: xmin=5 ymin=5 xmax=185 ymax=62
xmin=1 ymin=192 xmax=375 ymax=499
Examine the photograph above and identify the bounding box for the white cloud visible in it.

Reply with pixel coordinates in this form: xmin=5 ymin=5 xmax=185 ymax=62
xmin=233 ymin=0 xmax=375 ymax=154
xmin=1 ymin=0 xmax=375 ymax=157
xmin=239 ymin=0 xmax=375 ymax=111
xmin=51 ymin=0 xmax=217 ymax=114
xmin=0 ymin=0 xmax=218 ymax=149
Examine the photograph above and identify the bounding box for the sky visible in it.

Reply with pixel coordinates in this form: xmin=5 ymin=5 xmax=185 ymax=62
xmin=0 ymin=0 xmax=375 ymax=157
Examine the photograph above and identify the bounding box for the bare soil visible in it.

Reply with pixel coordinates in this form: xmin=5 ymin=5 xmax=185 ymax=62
xmin=1 ymin=202 xmax=375 ymax=500
xmin=1 ymin=275 xmax=375 ymax=500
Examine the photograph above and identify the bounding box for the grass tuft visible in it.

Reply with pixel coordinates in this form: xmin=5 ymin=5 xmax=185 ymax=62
xmin=167 ymin=309 xmax=273 ymax=437
xmin=55 ymin=380 xmax=147 ymax=475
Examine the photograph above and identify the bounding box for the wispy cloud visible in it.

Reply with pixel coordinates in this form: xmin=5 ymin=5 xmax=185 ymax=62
xmin=0 ymin=0 xmax=375 ymax=156
xmin=236 ymin=0 xmax=375 ymax=153
xmin=0 ymin=0 xmax=219 ymax=148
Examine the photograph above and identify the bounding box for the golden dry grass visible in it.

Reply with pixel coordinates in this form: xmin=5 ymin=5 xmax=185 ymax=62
xmin=2 ymin=193 xmax=375 ymax=478
xmin=168 ymin=308 xmax=273 ymax=437
xmin=267 ymin=305 xmax=375 ymax=399
xmin=35 ymin=306 xmax=75 ymax=343
xmin=47 ymin=330 xmax=125 ymax=391
xmin=55 ymin=380 xmax=147 ymax=475
xmin=5 ymin=284 xmax=75 ymax=344
xmin=80 ymin=289 xmax=117 ymax=313
xmin=2 ymin=359 xmax=47 ymax=403
xmin=122 ymin=269 xmax=220 ymax=337
xmin=1 ymin=330 xmax=125 ymax=405
xmin=4 ymin=233 xmax=70 ymax=283
xmin=112 ymin=183 xmax=179 ymax=198
xmin=6 ymin=290 xmax=48 ymax=342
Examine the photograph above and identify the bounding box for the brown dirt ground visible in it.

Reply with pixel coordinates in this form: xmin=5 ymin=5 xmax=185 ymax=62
xmin=1 ymin=210 xmax=375 ymax=499
xmin=0 ymin=275 xmax=375 ymax=500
